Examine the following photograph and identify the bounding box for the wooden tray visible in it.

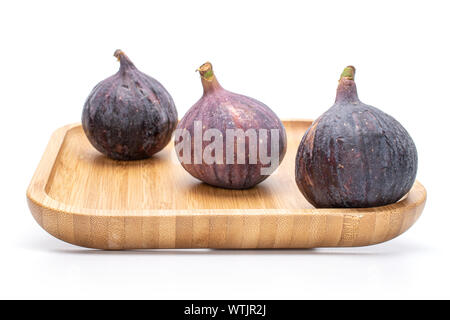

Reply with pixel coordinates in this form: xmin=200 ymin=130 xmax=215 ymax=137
xmin=27 ymin=120 xmax=426 ymax=249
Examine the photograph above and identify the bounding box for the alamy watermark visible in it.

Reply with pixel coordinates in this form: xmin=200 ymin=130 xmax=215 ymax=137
xmin=174 ymin=121 xmax=281 ymax=175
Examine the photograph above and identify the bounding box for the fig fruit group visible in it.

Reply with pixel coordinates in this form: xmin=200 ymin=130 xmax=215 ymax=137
xmin=82 ymin=50 xmax=178 ymax=160
xmin=295 ymin=66 xmax=418 ymax=208
xmin=175 ymin=62 xmax=287 ymax=189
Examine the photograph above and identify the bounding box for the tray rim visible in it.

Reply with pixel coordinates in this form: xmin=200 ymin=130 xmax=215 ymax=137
xmin=27 ymin=120 xmax=427 ymax=218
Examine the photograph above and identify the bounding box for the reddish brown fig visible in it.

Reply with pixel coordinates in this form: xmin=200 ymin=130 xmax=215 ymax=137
xmin=175 ymin=62 xmax=287 ymax=189
xmin=295 ymin=66 xmax=418 ymax=208
xmin=82 ymin=50 xmax=177 ymax=160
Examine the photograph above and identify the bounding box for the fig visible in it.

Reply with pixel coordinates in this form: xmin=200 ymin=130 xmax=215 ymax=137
xmin=175 ymin=62 xmax=287 ymax=189
xmin=295 ymin=66 xmax=418 ymax=208
xmin=82 ymin=50 xmax=178 ymax=160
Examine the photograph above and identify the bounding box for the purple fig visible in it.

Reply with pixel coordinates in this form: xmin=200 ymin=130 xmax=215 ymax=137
xmin=82 ymin=50 xmax=178 ymax=160
xmin=175 ymin=62 xmax=287 ymax=189
xmin=295 ymin=66 xmax=418 ymax=208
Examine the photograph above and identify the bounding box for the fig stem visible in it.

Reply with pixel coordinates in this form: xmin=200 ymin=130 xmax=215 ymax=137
xmin=113 ymin=49 xmax=135 ymax=70
xmin=197 ymin=62 xmax=215 ymax=81
xmin=197 ymin=62 xmax=222 ymax=94
xmin=114 ymin=49 xmax=126 ymax=61
xmin=340 ymin=66 xmax=356 ymax=80
xmin=336 ymin=65 xmax=359 ymax=103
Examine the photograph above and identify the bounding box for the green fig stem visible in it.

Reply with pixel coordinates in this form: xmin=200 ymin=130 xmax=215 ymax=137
xmin=197 ymin=62 xmax=222 ymax=94
xmin=336 ymin=66 xmax=359 ymax=103
xmin=340 ymin=66 xmax=355 ymax=80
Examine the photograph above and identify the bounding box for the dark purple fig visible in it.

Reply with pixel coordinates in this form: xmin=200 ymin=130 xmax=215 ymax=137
xmin=82 ymin=50 xmax=178 ymax=160
xmin=295 ymin=66 xmax=418 ymax=208
xmin=175 ymin=62 xmax=287 ymax=189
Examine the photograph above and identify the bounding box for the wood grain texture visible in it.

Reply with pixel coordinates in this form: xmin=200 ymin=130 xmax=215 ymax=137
xmin=27 ymin=120 xmax=426 ymax=249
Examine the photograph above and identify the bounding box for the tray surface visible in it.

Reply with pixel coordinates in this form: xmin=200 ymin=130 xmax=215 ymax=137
xmin=46 ymin=122 xmax=312 ymax=211
xmin=27 ymin=120 xmax=426 ymax=249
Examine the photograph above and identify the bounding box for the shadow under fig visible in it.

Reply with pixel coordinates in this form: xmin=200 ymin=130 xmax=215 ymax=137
xmin=182 ymin=180 xmax=275 ymax=202
xmin=90 ymin=151 xmax=168 ymax=168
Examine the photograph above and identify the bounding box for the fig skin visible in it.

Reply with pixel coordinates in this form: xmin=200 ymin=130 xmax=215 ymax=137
xmin=176 ymin=62 xmax=287 ymax=189
xmin=82 ymin=50 xmax=178 ymax=160
xmin=295 ymin=66 xmax=418 ymax=208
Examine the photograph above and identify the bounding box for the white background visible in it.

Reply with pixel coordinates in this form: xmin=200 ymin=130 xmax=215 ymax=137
xmin=0 ymin=0 xmax=449 ymax=299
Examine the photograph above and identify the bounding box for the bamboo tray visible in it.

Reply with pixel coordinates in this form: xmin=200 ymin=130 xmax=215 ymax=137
xmin=27 ymin=120 xmax=426 ymax=249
